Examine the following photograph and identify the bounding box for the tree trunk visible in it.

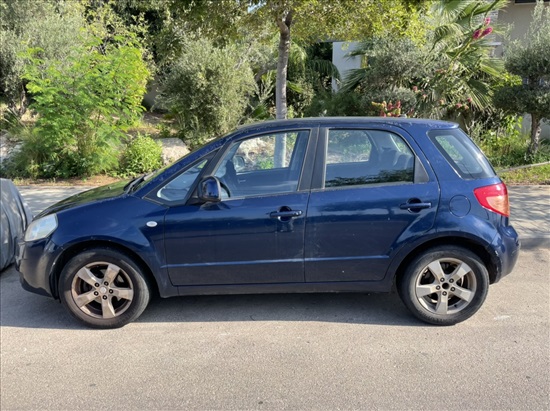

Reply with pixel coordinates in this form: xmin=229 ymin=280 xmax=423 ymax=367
xmin=528 ymin=113 xmax=541 ymax=156
xmin=274 ymin=9 xmax=292 ymax=168
xmin=275 ymin=10 xmax=292 ymax=120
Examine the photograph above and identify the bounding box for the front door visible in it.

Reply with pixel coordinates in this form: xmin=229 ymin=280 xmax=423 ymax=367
xmin=164 ymin=129 xmax=313 ymax=286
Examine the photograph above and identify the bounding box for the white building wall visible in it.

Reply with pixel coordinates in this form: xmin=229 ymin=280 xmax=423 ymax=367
xmin=331 ymin=41 xmax=361 ymax=91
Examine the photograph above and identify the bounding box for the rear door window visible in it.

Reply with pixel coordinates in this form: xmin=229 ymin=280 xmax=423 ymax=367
xmin=428 ymin=129 xmax=495 ymax=179
xmin=324 ymin=129 xmax=415 ymax=187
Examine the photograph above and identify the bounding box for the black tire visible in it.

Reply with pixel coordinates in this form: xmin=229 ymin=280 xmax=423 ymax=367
xmin=59 ymin=248 xmax=151 ymax=329
xmin=398 ymin=246 xmax=489 ymax=325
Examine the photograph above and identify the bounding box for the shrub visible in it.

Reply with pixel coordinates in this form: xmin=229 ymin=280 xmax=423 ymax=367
xmin=21 ymin=33 xmax=150 ymax=178
xmin=305 ymin=91 xmax=366 ymax=117
xmin=158 ymin=36 xmax=256 ymax=148
xmin=0 ymin=1 xmax=86 ymax=113
xmin=494 ymin=1 xmax=550 ymax=155
xmin=362 ymin=88 xmax=417 ymax=117
xmin=120 ymin=134 xmax=163 ymax=176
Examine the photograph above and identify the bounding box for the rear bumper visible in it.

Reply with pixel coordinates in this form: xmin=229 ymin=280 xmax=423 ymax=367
xmin=490 ymin=224 xmax=520 ymax=283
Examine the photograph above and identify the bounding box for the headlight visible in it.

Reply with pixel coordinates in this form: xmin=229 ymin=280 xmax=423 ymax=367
xmin=25 ymin=214 xmax=58 ymax=241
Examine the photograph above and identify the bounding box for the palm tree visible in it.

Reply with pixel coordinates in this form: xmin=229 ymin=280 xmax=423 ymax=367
xmin=418 ymin=0 xmax=508 ymax=116
xmin=340 ymin=0 xmax=508 ymax=118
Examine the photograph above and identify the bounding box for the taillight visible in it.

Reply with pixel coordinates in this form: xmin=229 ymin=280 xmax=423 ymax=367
xmin=474 ymin=183 xmax=510 ymax=217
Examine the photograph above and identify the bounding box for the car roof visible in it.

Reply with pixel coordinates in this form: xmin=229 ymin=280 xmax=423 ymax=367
xmin=236 ymin=117 xmax=458 ymax=132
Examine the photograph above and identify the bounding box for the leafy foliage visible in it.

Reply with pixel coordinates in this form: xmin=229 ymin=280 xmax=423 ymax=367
xmin=305 ymin=91 xmax=367 ymax=117
xmin=20 ymin=33 xmax=150 ymax=177
xmin=120 ymin=134 xmax=163 ymax=176
xmin=0 ymin=0 xmax=87 ymax=112
xmin=415 ymin=0 xmax=507 ymax=115
xmin=493 ymin=1 xmax=550 ymax=154
xmin=341 ymin=37 xmax=428 ymax=94
xmin=340 ymin=0 xmax=507 ymax=120
xmin=158 ymin=36 xmax=256 ymax=148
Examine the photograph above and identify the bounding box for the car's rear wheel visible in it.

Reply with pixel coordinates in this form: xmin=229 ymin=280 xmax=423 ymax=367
xmin=59 ymin=248 xmax=151 ymax=329
xmin=398 ymin=246 xmax=489 ymax=325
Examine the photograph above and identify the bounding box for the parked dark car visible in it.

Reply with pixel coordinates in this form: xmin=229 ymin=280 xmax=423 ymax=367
xmin=1 ymin=179 xmax=32 ymax=271
xmin=17 ymin=118 xmax=520 ymax=328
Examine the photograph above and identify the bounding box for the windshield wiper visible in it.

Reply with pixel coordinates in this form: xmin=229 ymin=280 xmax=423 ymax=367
xmin=124 ymin=174 xmax=146 ymax=192
xmin=125 ymin=172 xmax=156 ymax=193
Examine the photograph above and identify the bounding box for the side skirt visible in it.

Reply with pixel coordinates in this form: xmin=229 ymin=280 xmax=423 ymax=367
xmin=175 ymin=280 xmax=392 ymax=297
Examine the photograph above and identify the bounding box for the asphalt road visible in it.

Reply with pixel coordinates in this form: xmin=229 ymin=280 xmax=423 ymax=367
xmin=1 ymin=247 xmax=548 ymax=410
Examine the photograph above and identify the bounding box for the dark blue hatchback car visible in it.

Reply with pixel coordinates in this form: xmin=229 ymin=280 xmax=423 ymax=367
xmin=17 ymin=118 xmax=520 ymax=328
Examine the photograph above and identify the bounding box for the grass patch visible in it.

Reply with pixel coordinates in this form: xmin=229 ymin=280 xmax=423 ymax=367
xmin=499 ymin=164 xmax=550 ymax=185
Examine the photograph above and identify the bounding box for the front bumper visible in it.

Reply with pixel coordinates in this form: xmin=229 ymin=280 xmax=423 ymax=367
xmin=16 ymin=238 xmax=59 ymax=298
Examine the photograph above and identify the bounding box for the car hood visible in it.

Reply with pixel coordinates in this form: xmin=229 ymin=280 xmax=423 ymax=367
xmin=37 ymin=181 xmax=130 ymax=218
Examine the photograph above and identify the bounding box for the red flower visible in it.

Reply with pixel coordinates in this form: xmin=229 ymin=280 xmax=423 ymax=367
xmin=473 ymin=29 xmax=482 ymax=40
xmin=466 ymin=97 xmax=472 ymax=103
xmin=482 ymin=27 xmax=493 ymax=37
xmin=484 ymin=17 xmax=491 ymax=26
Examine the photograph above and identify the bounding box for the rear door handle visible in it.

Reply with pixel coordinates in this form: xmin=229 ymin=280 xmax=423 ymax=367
xmin=400 ymin=200 xmax=432 ymax=211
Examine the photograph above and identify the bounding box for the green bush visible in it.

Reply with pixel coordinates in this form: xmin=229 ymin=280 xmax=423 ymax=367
xmin=20 ymin=33 xmax=150 ymax=178
xmin=1 ymin=126 xmax=44 ymax=179
xmin=305 ymin=91 xmax=366 ymax=117
xmin=0 ymin=0 xmax=87 ymax=112
xmin=158 ymin=36 xmax=256 ymax=149
xmin=473 ymin=115 xmax=526 ymax=168
xmin=120 ymin=134 xmax=163 ymax=176
xmin=493 ymin=2 xmax=550 ymax=155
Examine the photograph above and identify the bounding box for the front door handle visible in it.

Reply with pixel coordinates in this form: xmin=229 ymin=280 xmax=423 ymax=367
xmin=270 ymin=210 xmax=303 ymax=218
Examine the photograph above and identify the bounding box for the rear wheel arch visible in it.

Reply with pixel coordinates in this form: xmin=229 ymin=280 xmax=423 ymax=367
xmin=392 ymin=236 xmax=498 ymax=287
xmin=50 ymin=240 xmax=159 ymax=300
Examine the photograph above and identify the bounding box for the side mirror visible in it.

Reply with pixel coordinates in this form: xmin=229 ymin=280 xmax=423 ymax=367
xmin=198 ymin=176 xmax=222 ymax=203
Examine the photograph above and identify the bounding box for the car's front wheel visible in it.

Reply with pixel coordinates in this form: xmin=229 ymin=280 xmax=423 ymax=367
xmin=398 ymin=246 xmax=489 ymax=325
xmin=59 ymin=248 xmax=151 ymax=329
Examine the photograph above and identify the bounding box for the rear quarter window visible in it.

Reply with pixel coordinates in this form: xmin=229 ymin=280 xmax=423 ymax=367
xmin=428 ymin=129 xmax=495 ymax=180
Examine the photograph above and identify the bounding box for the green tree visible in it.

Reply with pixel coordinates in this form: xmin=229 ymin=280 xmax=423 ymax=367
xmin=168 ymin=0 xmax=425 ymax=166
xmin=249 ymin=0 xmax=426 ymax=121
xmin=418 ymin=0 xmax=507 ymax=115
xmin=166 ymin=0 xmax=425 ymax=119
xmin=494 ymin=1 xmax=550 ymax=155
xmin=21 ymin=32 xmax=150 ymax=177
xmin=0 ymin=0 xmax=87 ymax=113
xmin=158 ymin=36 xmax=257 ymax=148
xmin=339 ymin=0 xmax=508 ymax=128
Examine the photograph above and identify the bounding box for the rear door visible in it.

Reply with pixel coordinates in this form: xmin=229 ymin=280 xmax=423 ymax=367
xmin=305 ymin=126 xmax=439 ymax=283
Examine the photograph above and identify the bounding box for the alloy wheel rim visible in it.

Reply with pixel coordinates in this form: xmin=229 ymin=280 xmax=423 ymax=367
xmin=414 ymin=258 xmax=477 ymax=315
xmin=70 ymin=262 xmax=134 ymax=319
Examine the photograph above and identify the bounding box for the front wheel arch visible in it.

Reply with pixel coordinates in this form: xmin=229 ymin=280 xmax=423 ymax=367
xmin=50 ymin=240 xmax=159 ymax=300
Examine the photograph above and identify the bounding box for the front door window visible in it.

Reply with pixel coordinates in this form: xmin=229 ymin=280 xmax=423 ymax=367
xmin=214 ymin=130 xmax=309 ymax=198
